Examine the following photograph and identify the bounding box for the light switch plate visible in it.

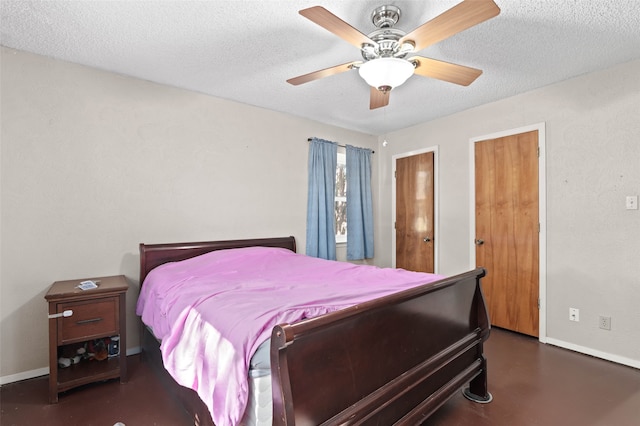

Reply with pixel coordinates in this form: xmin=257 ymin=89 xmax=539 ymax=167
xmin=626 ymin=195 xmax=638 ymax=210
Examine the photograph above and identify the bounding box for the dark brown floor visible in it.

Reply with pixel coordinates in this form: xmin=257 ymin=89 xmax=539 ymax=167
xmin=1 ymin=328 xmax=639 ymax=426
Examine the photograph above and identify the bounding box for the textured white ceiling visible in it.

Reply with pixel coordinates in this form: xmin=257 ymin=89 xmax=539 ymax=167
xmin=2 ymin=0 xmax=640 ymax=135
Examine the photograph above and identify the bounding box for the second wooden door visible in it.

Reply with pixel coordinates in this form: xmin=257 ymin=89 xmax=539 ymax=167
xmin=396 ymin=152 xmax=435 ymax=273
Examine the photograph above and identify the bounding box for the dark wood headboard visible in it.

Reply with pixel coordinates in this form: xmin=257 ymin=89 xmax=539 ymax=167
xmin=139 ymin=236 xmax=297 ymax=285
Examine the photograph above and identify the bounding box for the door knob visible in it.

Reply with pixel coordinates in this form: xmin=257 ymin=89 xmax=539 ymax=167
xmin=475 ymin=239 xmax=484 ymax=246
xmin=423 ymin=237 xmax=432 ymax=243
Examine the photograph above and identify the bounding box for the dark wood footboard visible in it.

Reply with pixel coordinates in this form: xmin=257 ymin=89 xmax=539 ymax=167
xmin=271 ymin=267 xmax=489 ymax=425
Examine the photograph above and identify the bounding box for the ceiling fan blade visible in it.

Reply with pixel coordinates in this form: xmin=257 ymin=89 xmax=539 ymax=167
xmin=287 ymin=61 xmax=361 ymax=86
xmin=370 ymin=87 xmax=390 ymax=110
xmin=409 ymin=56 xmax=482 ymax=86
xmin=400 ymin=0 xmax=500 ymax=52
xmin=299 ymin=6 xmax=376 ymax=49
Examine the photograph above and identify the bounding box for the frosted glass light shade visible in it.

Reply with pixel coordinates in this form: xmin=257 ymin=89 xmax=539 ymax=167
xmin=358 ymin=58 xmax=414 ymax=91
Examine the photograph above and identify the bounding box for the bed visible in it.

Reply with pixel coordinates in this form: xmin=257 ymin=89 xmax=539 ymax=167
xmin=137 ymin=236 xmax=491 ymax=425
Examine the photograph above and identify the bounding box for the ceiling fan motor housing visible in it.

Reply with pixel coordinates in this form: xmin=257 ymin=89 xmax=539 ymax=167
xmin=371 ymin=5 xmax=401 ymax=28
xmin=362 ymin=6 xmax=414 ymax=61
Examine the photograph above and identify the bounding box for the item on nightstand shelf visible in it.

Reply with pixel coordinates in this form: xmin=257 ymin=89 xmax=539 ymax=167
xmin=108 ymin=336 xmax=120 ymax=357
xmin=58 ymin=357 xmax=71 ymax=368
xmin=58 ymin=345 xmax=85 ymax=368
xmin=57 ymin=356 xmax=80 ymax=368
xmin=86 ymin=339 xmax=109 ymax=361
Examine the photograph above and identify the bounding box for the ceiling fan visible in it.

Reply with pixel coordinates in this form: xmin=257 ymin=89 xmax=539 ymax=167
xmin=287 ymin=0 xmax=500 ymax=109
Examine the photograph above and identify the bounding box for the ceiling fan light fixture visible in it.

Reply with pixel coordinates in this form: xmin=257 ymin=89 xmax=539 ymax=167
xmin=358 ymin=57 xmax=414 ymax=91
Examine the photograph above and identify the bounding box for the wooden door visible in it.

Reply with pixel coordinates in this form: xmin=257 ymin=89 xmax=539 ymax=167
xmin=396 ymin=152 xmax=435 ymax=273
xmin=475 ymin=131 xmax=539 ymax=336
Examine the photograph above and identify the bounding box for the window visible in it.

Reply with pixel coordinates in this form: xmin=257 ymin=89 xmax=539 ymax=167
xmin=335 ymin=151 xmax=347 ymax=243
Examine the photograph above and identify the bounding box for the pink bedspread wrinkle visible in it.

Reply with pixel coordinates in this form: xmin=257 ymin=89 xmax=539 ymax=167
xmin=136 ymin=246 xmax=444 ymax=426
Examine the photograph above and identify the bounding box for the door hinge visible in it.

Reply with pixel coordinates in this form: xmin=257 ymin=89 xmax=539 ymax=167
xmin=394 ymin=170 xmax=397 ymax=178
xmin=538 ymin=223 xmax=541 ymax=233
xmin=537 ymin=298 xmax=540 ymax=310
xmin=394 ymin=221 xmax=396 ymax=229
xmin=537 ymin=146 xmax=540 ymax=157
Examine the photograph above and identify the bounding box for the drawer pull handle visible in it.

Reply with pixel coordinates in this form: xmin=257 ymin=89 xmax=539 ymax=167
xmin=76 ymin=318 xmax=103 ymax=325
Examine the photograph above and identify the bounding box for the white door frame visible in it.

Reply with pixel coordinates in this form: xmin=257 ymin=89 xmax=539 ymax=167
xmin=392 ymin=146 xmax=439 ymax=274
xmin=469 ymin=123 xmax=547 ymax=342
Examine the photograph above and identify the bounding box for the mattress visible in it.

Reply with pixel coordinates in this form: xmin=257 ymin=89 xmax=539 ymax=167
xmin=240 ymin=374 xmax=272 ymax=425
xmin=241 ymin=339 xmax=272 ymax=425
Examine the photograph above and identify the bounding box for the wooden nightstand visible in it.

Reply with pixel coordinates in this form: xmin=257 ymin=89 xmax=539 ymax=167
xmin=45 ymin=275 xmax=128 ymax=403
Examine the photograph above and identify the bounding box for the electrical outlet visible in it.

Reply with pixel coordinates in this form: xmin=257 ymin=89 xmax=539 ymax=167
xmin=626 ymin=195 xmax=638 ymax=210
xmin=599 ymin=316 xmax=611 ymax=330
xmin=569 ymin=308 xmax=579 ymax=322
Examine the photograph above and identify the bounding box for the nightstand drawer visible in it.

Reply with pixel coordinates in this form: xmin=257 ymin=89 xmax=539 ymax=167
xmin=57 ymin=298 xmax=119 ymax=344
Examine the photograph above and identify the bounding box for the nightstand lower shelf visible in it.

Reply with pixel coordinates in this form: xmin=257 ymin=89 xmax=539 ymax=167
xmin=57 ymin=357 xmax=122 ymax=393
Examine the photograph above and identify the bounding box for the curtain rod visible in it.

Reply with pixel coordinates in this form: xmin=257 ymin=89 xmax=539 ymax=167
xmin=307 ymin=138 xmax=375 ymax=154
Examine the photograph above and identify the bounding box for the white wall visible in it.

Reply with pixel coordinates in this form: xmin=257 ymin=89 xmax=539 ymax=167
xmin=376 ymin=59 xmax=640 ymax=366
xmin=0 ymin=47 xmax=377 ymax=380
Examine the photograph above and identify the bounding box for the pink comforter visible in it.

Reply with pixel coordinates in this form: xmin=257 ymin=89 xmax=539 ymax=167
xmin=136 ymin=246 xmax=444 ymax=426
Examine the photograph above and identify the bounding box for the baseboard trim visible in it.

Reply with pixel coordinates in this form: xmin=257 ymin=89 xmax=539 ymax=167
xmin=0 ymin=346 xmax=142 ymax=385
xmin=0 ymin=367 xmax=49 ymax=385
xmin=546 ymin=338 xmax=640 ymax=369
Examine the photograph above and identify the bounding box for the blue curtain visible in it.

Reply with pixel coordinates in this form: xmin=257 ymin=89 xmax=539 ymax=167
xmin=346 ymin=145 xmax=374 ymax=260
xmin=306 ymin=138 xmax=338 ymax=260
